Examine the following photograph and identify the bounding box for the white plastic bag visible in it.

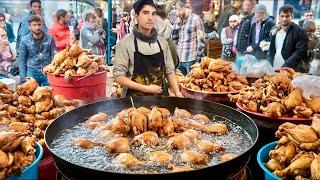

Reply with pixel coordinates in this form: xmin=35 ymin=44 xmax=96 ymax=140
xmin=309 ymin=59 xmax=320 ymax=76
xmin=239 ymin=54 xmax=257 ymax=76
xmin=239 ymin=54 xmax=275 ymax=77
xmin=292 ymin=75 xmax=320 ymax=98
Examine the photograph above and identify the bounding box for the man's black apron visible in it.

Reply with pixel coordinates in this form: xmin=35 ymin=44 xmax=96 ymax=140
xmin=126 ymin=37 xmax=168 ymax=97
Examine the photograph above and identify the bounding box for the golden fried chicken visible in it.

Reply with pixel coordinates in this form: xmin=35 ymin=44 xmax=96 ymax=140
xmin=203 ymin=123 xmax=228 ymax=135
xmin=307 ymin=95 xmax=320 ymax=113
xmin=180 ymin=150 xmax=208 ymax=165
xmin=86 ymin=112 xmax=108 ymax=123
xmin=17 ymin=112 xmax=36 ymax=123
xmin=311 ymin=154 xmax=320 ymax=180
xmin=0 ymin=150 xmax=8 ymax=169
xmin=148 ymin=107 xmax=164 ymax=132
xmin=260 ymin=102 xmax=286 ymax=117
xmin=114 ymin=153 xmax=142 ymax=168
xmin=208 ymin=59 xmax=230 ymax=72
xmin=159 ymin=108 xmax=171 ymax=119
xmin=52 ymin=48 xmax=69 ymax=66
xmin=35 ymin=98 xmax=53 ymax=113
xmin=108 ymin=116 xmax=131 ymax=135
xmin=265 ymin=159 xmax=285 ymax=172
xmin=269 ymin=143 xmax=296 ymax=164
xmin=30 ymin=86 xmax=52 ymax=102
xmin=73 ymin=137 xmax=102 ymax=149
xmin=312 ymin=114 xmax=320 ymax=136
xmin=174 ymin=108 xmax=192 ymax=119
xmin=131 ymin=131 xmax=160 ymax=146
xmin=236 ymin=75 xmax=249 ymax=85
xmin=200 ymin=57 xmax=212 ymax=69
xmin=195 ymin=139 xmax=225 ymax=154
xmin=76 ymin=52 xmax=93 ymax=68
xmin=13 ymin=151 xmax=35 ymax=169
xmin=207 ymin=71 xmax=224 ymax=81
xmin=274 ymin=152 xmax=315 ymax=178
xmin=293 ymin=106 xmax=313 ymax=118
xmin=271 ymin=74 xmax=291 ymax=89
xmin=188 ymin=67 xmax=206 ymax=79
xmin=17 ymin=95 xmax=32 ymax=107
xmin=69 ymin=42 xmax=83 ymax=58
xmin=220 ymin=153 xmax=239 ymax=162
xmin=16 ymin=77 xmax=39 ymax=96
xmin=136 ymin=106 xmax=150 ymax=117
xmin=161 ymin=119 xmax=175 ymax=137
xmin=9 ymin=122 xmax=31 ymax=132
xmin=229 ymin=81 xmax=245 ymax=91
xmin=21 ymin=136 xmax=36 ymax=155
xmin=193 ymin=114 xmax=210 ymax=123
xmin=20 ymin=105 xmax=36 ymax=114
xmin=286 ymin=124 xmax=318 ymax=144
xmin=167 ymin=134 xmax=191 ymax=149
xmin=146 ymin=151 xmax=173 ymax=165
xmin=105 ymin=137 xmax=130 ymax=153
xmin=130 ymin=110 xmax=147 ymax=135
xmin=182 ymin=129 xmax=200 ymax=140
xmin=168 ymin=165 xmax=194 ymax=172
xmin=3 ymin=104 xmax=18 ymax=116
xmin=284 ymin=88 xmax=303 ymax=110
xmin=0 ymin=132 xmax=25 ymax=152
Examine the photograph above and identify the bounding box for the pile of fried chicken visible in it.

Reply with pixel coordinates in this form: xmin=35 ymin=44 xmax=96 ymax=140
xmin=229 ymin=68 xmax=320 ymax=118
xmin=265 ymin=114 xmax=320 ymax=179
xmin=43 ymin=42 xmax=109 ymax=82
xmin=0 ymin=131 xmax=37 ymax=179
xmin=72 ymin=107 xmax=238 ymax=172
xmin=0 ymin=77 xmax=83 ymax=145
xmin=179 ymin=57 xmax=249 ymax=93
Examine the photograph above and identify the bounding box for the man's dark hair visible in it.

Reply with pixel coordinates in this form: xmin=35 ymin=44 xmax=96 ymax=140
xmin=30 ymin=0 xmax=41 ymax=6
xmin=28 ymin=15 xmax=41 ymax=24
xmin=133 ymin=0 xmax=156 ymax=15
xmin=0 ymin=13 xmax=5 ymax=19
xmin=94 ymin=7 xmax=103 ymax=17
xmin=85 ymin=12 xmax=96 ymax=21
xmin=279 ymin=5 xmax=294 ymax=15
xmin=303 ymin=9 xmax=313 ymax=15
xmin=56 ymin=9 xmax=68 ymax=21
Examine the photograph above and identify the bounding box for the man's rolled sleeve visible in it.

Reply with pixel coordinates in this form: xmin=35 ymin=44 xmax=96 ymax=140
xmin=164 ymin=41 xmax=175 ymax=75
xmin=113 ymin=42 xmax=130 ymax=79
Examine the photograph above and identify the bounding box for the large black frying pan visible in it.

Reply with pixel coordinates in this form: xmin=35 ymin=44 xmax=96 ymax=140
xmin=45 ymin=96 xmax=259 ymax=179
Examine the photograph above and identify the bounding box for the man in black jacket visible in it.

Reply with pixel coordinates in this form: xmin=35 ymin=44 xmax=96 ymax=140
xmin=268 ymin=5 xmax=309 ymax=72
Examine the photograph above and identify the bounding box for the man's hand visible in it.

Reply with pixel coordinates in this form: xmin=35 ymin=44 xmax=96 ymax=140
xmin=145 ymin=84 xmax=163 ymax=95
xmin=246 ymin=46 xmax=253 ymax=52
xmin=175 ymin=91 xmax=184 ymax=98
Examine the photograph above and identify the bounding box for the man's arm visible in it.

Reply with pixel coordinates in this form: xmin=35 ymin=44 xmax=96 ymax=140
xmin=18 ymin=41 xmax=28 ymax=83
xmin=167 ymin=72 xmax=183 ymax=97
xmin=283 ymin=29 xmax=308 ymax=68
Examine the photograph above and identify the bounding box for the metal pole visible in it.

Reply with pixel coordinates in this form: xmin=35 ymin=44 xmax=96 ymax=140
xmin=107 ymin=0 xmax=112 ymax=65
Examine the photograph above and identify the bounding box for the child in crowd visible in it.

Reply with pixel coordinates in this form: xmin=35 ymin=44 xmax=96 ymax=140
xmin=0 ymin=27 xmax=15 ymax=72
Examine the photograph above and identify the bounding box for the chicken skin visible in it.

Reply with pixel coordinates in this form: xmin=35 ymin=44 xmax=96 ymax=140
xmin=73 ymin=137 xmax=102 ymax=149
xmin=0 ymin=131 xmax=25 ymax=152
xmin=16 ymin=77 xmax=39 ymax=96
xmin=130 ymin=110 xmax=148 ymax=136
xmin=284 ymin=88 xmax=303 ymax=111
xmin=35 ymin=97 xmax=53 ymax=113
xmin=180 ymin=150 xmax=208 ymax=165
xmin=265 ymin=159 xmax=285 ymax=172
xmin=203 ymin=123 xmax=228 ymax=135
xmin=182 ymin=129 xmax=200 ymax=140
xmin=9 ymin=122 xmax=31 ymax=133
xmin=0 ymin=150 xmax=9 ymax=169
xmin=260 ymin=102 xmax=286 ymax=117
xmin=17 ymin=95 xmax=32 ymax=107
xmin=193 ymin=114 xmax=210 ymax=123
xmin=105 ymin=137 xmax=130 ymax=153
xmin=168 ymin=165 xmax=194 ymax=173
xmin=114 ymin=153 xmax=142 ymax=168
xmin=131 ymin=131 xmax=160 ymax=147
xmin=148 ymin=107 xmax=164 ymax=132
xmin=195 ymin=139 xmax=225 ymax=154
xmin=167 ymin=134 xmax=191 ymax=149
xmin=307 ymin=95 xmax=320 ymax=113
xmin=136 ymin=107 xmax=150 ymax=117
xmin=269 ymin=143 xmax=296 ymax=164
xmin=108 ymin=116 xmax=131 ymax=135
xmin=220 ymin=153 xmax=239 ymax=162
xmin=30 ymin=86 xmax=52 ymax=102
xmin=146 ymin=151 xmax=173 ymax=165
xmin=174 ymin=108 xmax=192 ymax=119
xmin=311 ymin=155 xmax=320 ymax=180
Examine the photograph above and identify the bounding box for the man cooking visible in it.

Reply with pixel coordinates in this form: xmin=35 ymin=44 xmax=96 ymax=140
xmin=113 ymin=0 xmax=182 ymax=97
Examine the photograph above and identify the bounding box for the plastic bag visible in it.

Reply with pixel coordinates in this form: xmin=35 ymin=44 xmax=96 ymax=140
xmin=231 ymin=62 xmax=239 ymax=74
xmin=292 ymin=75 xmax=320 ymax=98
xmin=309 ymin=59 xmax=320 ymax=76
xmin=238 ymin=54 xmax=275 ymax=77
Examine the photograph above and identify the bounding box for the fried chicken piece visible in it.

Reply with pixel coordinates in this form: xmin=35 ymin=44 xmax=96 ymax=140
xmin=260 ymin=102 xmax=286 ymax=117
xmin=229 ymin=81 xmax=245 ymax=91
xmin=9 ymin=122 xmax=31 ymax=133
xmin=130 ymin=110 xmax=147 ymax=135
xmin=146 ymin=151 xmax=173 ymax=165
xmin=168 ymin=165 xmax=194 ymax=172
xmin=200 ymin=57 xmax=212 ymax=69
xmin=86 ymin=112 xmax=108 ymax=123
xmin=195 ymin=139 xmax=225 ymax=154
xmin=114 ymin=153 xmax=142 ymax=168
xmin=182 ymin=129 xmax=200 ymax=140
xmin=0 ymin=150 xmax=8 ymax=169
xmin=13 ymin=151 xmax=35 ymax=169
xmin=159 ymin=108 xmax=171 ymax=119
xmin=98 ymin=130 xmax=122 ymax=139
xmin=172 ymin=118 xmax=192 ymax=132
xmin=307 ymin=95 xmax=320 ymax=113
xmin=64 ymin=69 xmax=77 ymax=82
xmin=293 ymin=106 xmax=313 ymax=118
xmin=203 ymin=123 xmax=228 ymax=135
xmin=52 ymin=48 xmax=69 ymax=66
xmin=69 ymin=41 xmax=83 ymax=58
xmin=161 ymin=119 xmax=175 ymax=137
xmin=311 ymin=154 xmax=320 ymax=180
xmin=3 ymin=104 xmax=18 ymax=116
xmin=148 ymin=107 xmax=164 ymax=132
xmin=286 ymin=124 xmax=318 ymax=144
xmin=77 ymin=67 xmax=87 ymax=75
xmin=269 ymin=143 xmax=297 ymax=164
xmin=265 ymin=159 xmax=285 ymax=172
xmin=174 ymin=108 xmax=192 ymax=119
xmin=30 ymin=86 xmax=52 ymax=102
xmin=246 ymin=101 xmax=258 ymax=112
xmin=76 ymin=52 xmax=93 ymax=68
xmin=108 ymin=116 xmax=131 ymax=135
xmin=188 ymin=67 xmax=206 ymax=79
xmin=180 ymin=150 xmax=208 ymax=165
xmin=193 ymin=114 xmax=210 ymax=123
xmin=208 ymin=71 xmax=224 ymax=81
xmin=17 ymin=95 xmax=32 ymax=107
xmin=17 ymin=112 xmax=36 ymax=123
xmin=208 ymin=59 xmax=230 ymax=72
xmin=20 ymin=105 xmax=36 ymax=114
xmin=73 ymin=137 xmax=102 ymax=149
xmin=274 ymin=152 xmax=315 ymax=178
xmin=136 ymin=106 xmax=150 ymax=117
xmin=312 ymin=114 xmax=320 ymax=136
xmin=284 ymin=88 xmax=303 ymax=110
xmin=34 ymin=120 xmax=50 ymax=130
xmin=105 ymin=137 xmax=130 ymax=153
xmin=48 ymin=107 xmax=65 ymax=119
xmin=236 ymin=75 xmax=249 ymax=85
xmin=21 ymin=136 xmax=36 ymax=155
xmin=271 ymin=74 xmax=291 ymax=89
xmin=35 ymin=98 xmax=53 ymax=113
xmin=16 ymin=77 xmax=39 ymax=96
xmin=167 ymin=134 xmax=191 ymax=149
xmin=220 ymin=153 xmax=239 ymax=162
xmin=131 ymin=131 xmax=160 ymax=146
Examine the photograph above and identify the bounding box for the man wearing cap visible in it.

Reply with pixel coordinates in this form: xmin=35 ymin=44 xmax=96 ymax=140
xmin=113 ymin=0 xmax=182 ymax=97
xmin=246 ymin=4 xmax=275 ymax=60
xmin=268 ymin=5 xmax=308 ymax=72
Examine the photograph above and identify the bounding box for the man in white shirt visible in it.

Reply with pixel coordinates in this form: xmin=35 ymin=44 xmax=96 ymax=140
xmin=268 ymin=5 xmax=309 ymax=72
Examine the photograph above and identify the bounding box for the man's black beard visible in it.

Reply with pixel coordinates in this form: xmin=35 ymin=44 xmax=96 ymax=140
xmin=32 ymin=30 xmax=42 ymax=37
